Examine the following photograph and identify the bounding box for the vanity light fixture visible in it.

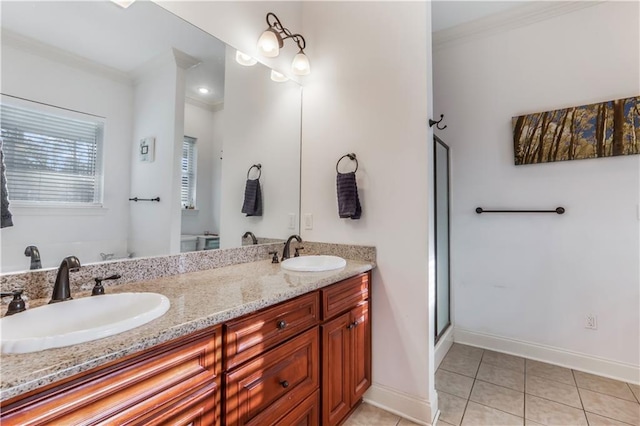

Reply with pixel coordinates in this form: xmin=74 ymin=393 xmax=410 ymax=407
xmin=270 ymin=70 xmax=289 ymax=83
xmin=109 ymin=0 xmax=136 ymax=8
xmin=257 ymin=12 xmax=310 ymax=76
xmin=235 ymin=50 xmax=257 ymax=66
xmin=198 ymin=87 xmax=210 ymax=94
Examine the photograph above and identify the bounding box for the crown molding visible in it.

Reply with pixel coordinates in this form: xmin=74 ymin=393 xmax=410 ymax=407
xmin=130 ymin=48 xmax=201 ymax=84
xmin=1 ymin=29 xmax=132 ymax=86
xmin=185 ymin=96 xmax=224 ymax=113
xmin=433 ymin=1 xmax=606 ymax=50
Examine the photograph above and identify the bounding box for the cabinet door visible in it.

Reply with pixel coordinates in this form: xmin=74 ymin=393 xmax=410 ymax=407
xmin=274 ymin=389 xmax=319 ymax=426
xmin=321 ymin=311 xmax=352 ymax=426
xmin=350 ymin=302 xmax=371 ymax=403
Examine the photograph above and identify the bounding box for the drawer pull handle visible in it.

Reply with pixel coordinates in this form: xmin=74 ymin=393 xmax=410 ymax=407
xmin=280 ymin=380 xmax=289 ymax=388
xmin=347 ymin=320 xmax=359 ymax=330
xmin=277 ymin=320 xmax=287 ymax=330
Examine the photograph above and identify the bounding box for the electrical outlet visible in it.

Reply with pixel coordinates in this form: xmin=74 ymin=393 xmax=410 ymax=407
xmin=585 ymin=314 xmax=598 ymax=330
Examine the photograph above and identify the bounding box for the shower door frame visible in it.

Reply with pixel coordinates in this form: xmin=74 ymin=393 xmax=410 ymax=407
xmin=434 ymin=135 xmax=451 ymax=344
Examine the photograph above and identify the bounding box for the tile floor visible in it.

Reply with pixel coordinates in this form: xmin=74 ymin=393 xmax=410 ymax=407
xmin=343 ymin=402 xmax=420 ymax=426
xmin=343 ymin=344 xmax=640 ymax=426
xmin=436 ymin=343 xmax=640 ymax=426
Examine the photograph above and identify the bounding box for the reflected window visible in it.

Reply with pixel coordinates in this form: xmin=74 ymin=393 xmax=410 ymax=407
xmin=181 ymin=136 xmax=197 ymax=208
xmin=0 ymin=97 xmax=104 ymax=205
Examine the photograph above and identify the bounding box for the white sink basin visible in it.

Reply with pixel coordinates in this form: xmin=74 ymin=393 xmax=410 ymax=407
xmin=1 ymin=292 xmax=170 ymax=354
xmin=281 ymin=255 xmax=346 ymax=272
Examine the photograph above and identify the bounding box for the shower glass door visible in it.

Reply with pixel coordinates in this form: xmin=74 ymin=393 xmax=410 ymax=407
xmin=434 ymin=136 xmax=451 ymax=343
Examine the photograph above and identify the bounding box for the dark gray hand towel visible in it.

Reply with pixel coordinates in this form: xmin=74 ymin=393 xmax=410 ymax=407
xmin=1 ymin=138 xmax=13 ymax=228
xmin=241 ymin=178 xmax=263 ymax=216
xmin=337 ymin=172 xmax=361 ymax=220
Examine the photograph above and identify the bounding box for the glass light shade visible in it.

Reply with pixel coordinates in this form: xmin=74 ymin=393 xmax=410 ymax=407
xmin=110 ymin=0 xmax=135 ymax=8
xmin=235 ymin=50 xmax=257 ymax=66
xmin=257 ymin=29 xmax=280 ymax=58
xmin=291 ymin=52 xmax=310 ymax=76
xmin=270 ymin=70 xmax=289 ymax=83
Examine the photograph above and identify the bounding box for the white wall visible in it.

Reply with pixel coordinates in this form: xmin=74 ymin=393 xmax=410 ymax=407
xmin=301 ymin=2 xmax=436 ymax=422
xmin=181 ymin=101 xmax=223 ymax=236
xmin=433 ymin=1 xmax=640 ymax=380
xmin=220 ymin=46 xmax=302 ymax=248
xmin=0 ymin=36 xmax=133 ymax=272
xmin=129 ymin=51 xmax=186 ymax=257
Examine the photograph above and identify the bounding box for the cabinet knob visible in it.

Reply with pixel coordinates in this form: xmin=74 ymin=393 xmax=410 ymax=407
xmin=347 ymin=323 xmax=354 ymax=330
xmin=280 ymin=380 xmax=289 ymax=388
xmin=277 ymin=320 xmax=287 ymax=330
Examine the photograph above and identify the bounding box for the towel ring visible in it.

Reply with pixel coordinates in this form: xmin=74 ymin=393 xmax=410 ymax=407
xmin=336 ymin=153 xmax=358 ymax=174
xmin=247 ymin=164 xmax=262 ymax=180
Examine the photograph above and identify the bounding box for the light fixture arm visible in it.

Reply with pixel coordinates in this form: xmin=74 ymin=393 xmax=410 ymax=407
xmin=265 ymin=12 xmax=307 ymax=52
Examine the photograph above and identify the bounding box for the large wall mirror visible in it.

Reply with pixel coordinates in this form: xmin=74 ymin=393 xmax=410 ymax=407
xmin=0 ymin=0 xmax=301 ymax=273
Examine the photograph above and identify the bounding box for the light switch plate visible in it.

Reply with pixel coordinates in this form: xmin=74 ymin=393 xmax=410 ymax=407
xmin=304 ymin=213 xmax=313 ymax=230
xmin=139 ymin=137 xmax=155 ymax=162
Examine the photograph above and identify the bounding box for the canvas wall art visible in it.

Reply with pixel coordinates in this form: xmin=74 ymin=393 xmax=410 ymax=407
xmin=512 ymin=96 xmax=639 ymax=165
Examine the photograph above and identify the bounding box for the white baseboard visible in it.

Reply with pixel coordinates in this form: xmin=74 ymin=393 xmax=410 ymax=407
xmin=454 ymin=327 xmax=640 ymax=385
xmin=364 ymin=383 xmax=434 ymax=425
xmin=435 ymin=326 xmax=454 ymax=370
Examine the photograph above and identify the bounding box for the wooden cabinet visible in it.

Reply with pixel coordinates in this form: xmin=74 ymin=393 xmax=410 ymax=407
xmin=224 ymin=328 xmax=318 ymax=426
xmin=0 ymin=326 xmax=222 ymax=426
xmin=1 ymin=271 xmax=371 ymax=426
xmin=320 ymin=272 xmax=371 ymax=426
xmin=224 ymin=292 xmax=319 ymax=370
xmin=223 ymin=292 xmax=320 ymax=426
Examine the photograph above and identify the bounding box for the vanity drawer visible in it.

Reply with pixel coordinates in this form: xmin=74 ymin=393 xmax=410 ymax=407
xmin=320 ymin=272 xmax=369 ymax=320
xmin=274 ymin=389 xmax=319 ymax=426
xmin=224 ymin=292 xmax=319 ymax=369
xmin=224 ymin=327 xmax=319 ymax=426
xmin=1 ymin=326 xmax=221 ymax=426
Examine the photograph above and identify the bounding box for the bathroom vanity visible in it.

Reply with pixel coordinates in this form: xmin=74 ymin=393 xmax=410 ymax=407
xmin=0 ymin=260 xmax=372 ymax=426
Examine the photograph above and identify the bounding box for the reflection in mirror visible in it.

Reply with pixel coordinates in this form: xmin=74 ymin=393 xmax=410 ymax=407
xmin=0 ymin=1 xmax=301 ymax=273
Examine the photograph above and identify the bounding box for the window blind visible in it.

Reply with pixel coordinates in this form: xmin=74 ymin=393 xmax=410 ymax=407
xmin=181 ymin=136 xmax=197 ymax=208
xmin=1 ymin=102 xmax=103 ymax=204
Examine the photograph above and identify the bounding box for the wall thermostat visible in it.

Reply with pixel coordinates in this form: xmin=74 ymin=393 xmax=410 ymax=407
xmin=139 ymin=137 xmax=155 ymax=162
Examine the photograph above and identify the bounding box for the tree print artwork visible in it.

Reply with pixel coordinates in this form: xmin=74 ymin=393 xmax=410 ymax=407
xmin=513 ymin=96 xmax=639 ymax=165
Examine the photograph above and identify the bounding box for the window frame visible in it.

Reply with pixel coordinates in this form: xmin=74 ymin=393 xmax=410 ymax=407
xmin=181 ymin=135 xmax=197 ymax=209
xmin=0 ymin=94 xmax=106 ymax=208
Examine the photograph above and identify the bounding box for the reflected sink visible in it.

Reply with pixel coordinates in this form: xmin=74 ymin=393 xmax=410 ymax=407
xmin=281 ymin=255 xmax=346 ymax=272
xmin=1 ymin=293 xmax=170 ymax=354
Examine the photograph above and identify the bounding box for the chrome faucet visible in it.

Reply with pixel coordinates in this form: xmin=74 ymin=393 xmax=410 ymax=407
xmin=242 ymin=231 xmax=258 ymax=245
xmin=49 ymin=256 xmax=81 ymax=303
xmin=282 ymin=235 xmax=302 ymax=260
xmin=24 ymin=245 xmax=42 ymax=270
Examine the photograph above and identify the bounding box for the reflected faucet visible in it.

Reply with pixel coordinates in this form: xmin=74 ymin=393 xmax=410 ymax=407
xmin=282 ymin=235 xmax=302 ymax=260
xmin=24 ymin=245 xmax=42 ymax=270
xmin=49 ymin=256 xmax=81 ymax=304
xmin=243 ymin=231 xmax=258 ymax=245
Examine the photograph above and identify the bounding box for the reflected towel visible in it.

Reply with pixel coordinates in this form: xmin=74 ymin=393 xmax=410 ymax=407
xmin=241 ymin=178 xmax=263 ymax=217
xmin=337 ymin=172 xmax=361 ymax=220
xmin=1 ymin=138 xmax=13 ymax=228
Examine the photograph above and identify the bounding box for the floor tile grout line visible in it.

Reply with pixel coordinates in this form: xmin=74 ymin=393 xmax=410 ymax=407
xmin=576 ymin=370 xmax=591 ymax=426
xmin=467 ymin=395 xmax=526 ymax=420
xmin=523 ymin=358 xmax=527 ymax=423
xmin=583 ymin=408 xmax=639 ymax=426
xmin=474 ymin=377 xmax=524 ymax=394
xmin=574 ymin=384 xmax=640 ymax=404
xmin=629 ymin=383 xmax=640 ymax=404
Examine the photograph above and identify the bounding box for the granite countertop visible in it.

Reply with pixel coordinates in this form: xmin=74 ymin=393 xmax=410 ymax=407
xmin=0 ymin=258 xmax=373 ymax=402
